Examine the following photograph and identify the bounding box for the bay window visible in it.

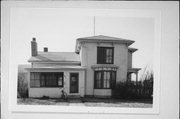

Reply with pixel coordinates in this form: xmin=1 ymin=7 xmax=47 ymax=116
xmin=94 ymin=71 xmax=116 ymax=89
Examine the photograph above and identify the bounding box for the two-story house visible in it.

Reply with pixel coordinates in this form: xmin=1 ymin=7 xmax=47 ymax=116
xmin=26 ymin=35 xmax=140 ymax=98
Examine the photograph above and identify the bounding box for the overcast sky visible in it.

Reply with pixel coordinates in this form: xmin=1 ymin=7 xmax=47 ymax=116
xmin=10 ymin=8 xmax=154 ymax=80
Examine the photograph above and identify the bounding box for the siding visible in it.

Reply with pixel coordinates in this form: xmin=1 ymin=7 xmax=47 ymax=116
xmin=128 ymin=52 xmax=132 ymax=68
xmin=80 ymin=42 xmax=128 ymax=96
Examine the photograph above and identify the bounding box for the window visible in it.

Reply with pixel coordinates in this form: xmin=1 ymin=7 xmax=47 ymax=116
xmin=95 ymin=72 xmax=102 ymax=88
xmin=30 ymin=72 xmax=40 ymax=87
xmin=30 ymin=72 xmax=63 ymax=88
xmin=97 ymin=47 xmax=114 ymax=64
xmin=94 ymin=71 xmax=116 ymax=89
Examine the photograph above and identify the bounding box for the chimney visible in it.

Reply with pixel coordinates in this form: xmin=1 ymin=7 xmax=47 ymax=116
xmin=44 ymin=47 xmax=48 ymax=52
xmin=31 ymin=37 xmax=38 ymax=56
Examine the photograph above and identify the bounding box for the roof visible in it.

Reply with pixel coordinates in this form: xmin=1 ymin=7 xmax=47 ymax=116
xmin=76 ymin=35 xmax=135 ymax=52
xmin=26 ymin=66 xmax=86 ymax=70
xmin=77 ymin=35 xmax=134 ymax=43
xmin=28 ymin=52 xmax=80 ymax=63
xmin=128 ymin=68 xmax=141 ymax=73
xmin=128 ymin=48 xmax=138 ymax=53
xmin=91 ymin=64 xmax=119 ymax=69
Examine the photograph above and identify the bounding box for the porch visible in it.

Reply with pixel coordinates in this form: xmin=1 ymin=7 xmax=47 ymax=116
xmin=127 ymin=68 xmax=141 ymax=85
xmin=26 ymin=66 xmax=86 ymax=98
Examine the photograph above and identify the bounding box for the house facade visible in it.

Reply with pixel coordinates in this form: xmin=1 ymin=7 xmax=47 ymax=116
xmin=26 ymin=35 xmax=140 ymax=98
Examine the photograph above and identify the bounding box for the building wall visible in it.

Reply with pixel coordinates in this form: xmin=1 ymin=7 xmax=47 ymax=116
xmin=94 ymin=89 xmax=111 ymax=97
xmin=28 ymin=69 xmax=85 ymax=98
xmin=128 ymin=52 xmax=132 ymax=68
xmin=80 ymin=42 xmax=128 ymax=96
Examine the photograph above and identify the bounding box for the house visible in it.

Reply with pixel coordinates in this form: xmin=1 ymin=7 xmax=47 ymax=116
xmin=26 ymin=35 xmax=140 ymax=98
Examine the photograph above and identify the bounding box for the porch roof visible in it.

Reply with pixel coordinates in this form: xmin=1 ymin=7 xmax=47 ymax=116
xmin=26 ymin=66 xmax=86 ymax=71
xmin=128 ymin=68 xmax=141 ymax=73
xmin=128 ymin=48 xmax=138 ymax=53
xmin=91 ymin=64 xmax=119 ymax=71
xmin=28 ymin=52 xmax=80 ymax=63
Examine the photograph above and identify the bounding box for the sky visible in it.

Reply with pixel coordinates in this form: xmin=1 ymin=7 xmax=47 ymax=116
xmin=10 ymin=8 xmax=155 ymax=80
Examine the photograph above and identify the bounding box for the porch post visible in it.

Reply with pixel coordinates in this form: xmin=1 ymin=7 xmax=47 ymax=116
xmin=127 ymin=72 xmax=131 ymax=82
xmin=135 ymin=72 xmax=138 ymax=95
xmin=135 ymin=72 xmax=138 ymax=85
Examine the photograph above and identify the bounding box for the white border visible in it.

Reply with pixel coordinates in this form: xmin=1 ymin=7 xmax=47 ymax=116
xmin=2 ymin=1 xmax=166 ymax=116
xmin=9 ymin=8 xmax=161 ymax=114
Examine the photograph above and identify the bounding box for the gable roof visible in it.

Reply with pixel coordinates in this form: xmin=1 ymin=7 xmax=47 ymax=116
xmin=28 ymin=52 xmax=80 ymax=63
xmin=76 ymin=35 xmax=135 ymax=52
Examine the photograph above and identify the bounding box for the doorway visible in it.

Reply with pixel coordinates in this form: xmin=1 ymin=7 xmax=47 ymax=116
xmin=70 ymin=73 xmax=79 ymax=93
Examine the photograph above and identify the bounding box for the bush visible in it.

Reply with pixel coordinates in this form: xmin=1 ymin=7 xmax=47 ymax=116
xmin=112 ymin=67 xmax=154 ymax=100
xmin=112 ymin=80 xmax=153 ymax=100
xmin=17 ymin=73 xmax=28 ymax=99
xmin=112 ymin=82 xmax=138 ymax=99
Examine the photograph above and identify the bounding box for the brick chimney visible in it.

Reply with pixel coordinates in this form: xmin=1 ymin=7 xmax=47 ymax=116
xmin=31 ymin=37 xmax=38 ymax=56
xmin=44 ymin=47 xmax=48 ymax=52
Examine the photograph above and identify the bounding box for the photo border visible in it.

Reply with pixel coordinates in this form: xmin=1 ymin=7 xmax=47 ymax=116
xmin=3 ymin=1 xmax=162 ymax=115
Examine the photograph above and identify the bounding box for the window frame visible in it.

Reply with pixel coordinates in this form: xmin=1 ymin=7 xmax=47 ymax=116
xmin=30 ymin=72 xmax=64 ymax=88
xmin=69 ymin=73 xmax=79 ymax=93
xmin=30 ymin=72 xmax=40 ymax=88
xmin=97 ymin=47 xmax=114 ymax=64
xmin=94 ymin=70 xmax=116 ymax=89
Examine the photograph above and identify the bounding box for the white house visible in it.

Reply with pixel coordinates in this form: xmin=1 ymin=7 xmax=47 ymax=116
xmin=26 ymin=35 xmax=140 ymax=98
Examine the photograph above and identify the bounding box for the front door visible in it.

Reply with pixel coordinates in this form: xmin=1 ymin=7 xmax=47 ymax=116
xmin=70 ymin=73 xmax=79 ymax=93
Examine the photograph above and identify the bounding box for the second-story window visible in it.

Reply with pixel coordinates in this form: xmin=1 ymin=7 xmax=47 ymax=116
xmin=97 ymin=47 xmax=114 ymax=64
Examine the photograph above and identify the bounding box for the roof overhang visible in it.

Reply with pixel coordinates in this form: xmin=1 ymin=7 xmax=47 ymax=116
xmin=26 ymin=66 xmax=86 ymax=71
xmin=128 ymin=68 xmax=141 ymax=73
xmin=75 ymin=35 xmax=135 ymax=53
xmin=28 ymin=60 xmax=81 ymax=65
xmin=91 ymin=64 xmax=119 ymax=71
xmin=128 ymin=48 xmax=138 ymax=53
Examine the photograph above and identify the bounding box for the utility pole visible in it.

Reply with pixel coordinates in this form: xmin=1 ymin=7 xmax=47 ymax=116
xmin=94 ymin=16 xmax=95 ymax=36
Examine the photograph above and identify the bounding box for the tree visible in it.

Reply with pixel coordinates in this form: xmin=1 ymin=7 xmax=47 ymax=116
xmin=17 ymin=73 xmax=28 ymax=99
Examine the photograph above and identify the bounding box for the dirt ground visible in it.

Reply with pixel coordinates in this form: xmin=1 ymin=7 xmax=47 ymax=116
xmin=17 ymin=98 xmax=152 ymax=108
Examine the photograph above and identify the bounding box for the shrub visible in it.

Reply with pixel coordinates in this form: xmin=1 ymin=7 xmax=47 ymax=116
xmin=112 ymin=66 xmax=153 ymax=100
xmin=112 ymin=82 xmax=139 ymax=99
xmin=17 ymin=73 xmax=28 ymax=99
xmin=112 ymin=80 xmax=153 ymax=100
xmin=140 ymin=67 xmax=154 ymax=98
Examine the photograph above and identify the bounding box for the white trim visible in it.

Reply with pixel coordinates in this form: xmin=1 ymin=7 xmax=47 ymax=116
xmin=29 ymin=61 xmax=81 ymax=64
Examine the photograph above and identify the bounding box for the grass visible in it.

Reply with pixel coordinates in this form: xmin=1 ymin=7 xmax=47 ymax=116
xmin=17 ymin=97 xmax=152 ymax=108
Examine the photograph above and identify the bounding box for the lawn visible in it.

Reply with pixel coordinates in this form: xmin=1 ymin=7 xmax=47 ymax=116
xmin=17 ymin=97 xmax=152 ymax=108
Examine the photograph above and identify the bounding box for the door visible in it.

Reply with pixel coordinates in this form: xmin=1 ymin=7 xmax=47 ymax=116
xmin=70 ymin=73 xmax=79 ymax=93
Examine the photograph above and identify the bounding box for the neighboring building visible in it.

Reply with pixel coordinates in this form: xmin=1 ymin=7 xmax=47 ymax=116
xmin=26 ymin=35 xmax=140 ymax=98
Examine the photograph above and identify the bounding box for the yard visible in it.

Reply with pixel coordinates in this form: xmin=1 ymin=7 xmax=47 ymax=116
xmin=17 ymin=97 xmax=152 ymax=108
